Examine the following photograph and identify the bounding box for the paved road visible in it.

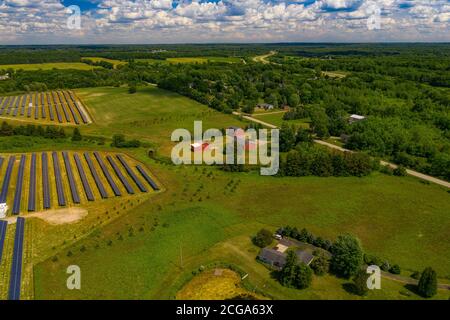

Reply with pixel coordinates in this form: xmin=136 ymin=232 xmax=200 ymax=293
xmin=252 ymin=51 xmax=278 ymax=64
xmin=235 ymin=112 xmax=450 ymax=189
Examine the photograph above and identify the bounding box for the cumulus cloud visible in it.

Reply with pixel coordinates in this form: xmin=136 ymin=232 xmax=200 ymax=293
xmin=0 ymin=0 xmax=448 ymax=44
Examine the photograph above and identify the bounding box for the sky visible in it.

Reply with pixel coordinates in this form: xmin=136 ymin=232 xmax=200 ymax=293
xmin=0 ymin=0 xmax=448 ymax=44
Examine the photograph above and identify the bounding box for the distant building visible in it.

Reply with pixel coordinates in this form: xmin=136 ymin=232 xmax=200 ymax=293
xmin=256 ymin=103 xmax=274 ymax=111
xmin=0 ymin=73 xmax=10 ymax=81
xmin=349 ymin=114 xmax=366 ymax=124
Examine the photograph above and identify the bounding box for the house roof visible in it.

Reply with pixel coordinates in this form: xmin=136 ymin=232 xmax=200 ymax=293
xmin=259 ymin=248 xmax=286 ymax=265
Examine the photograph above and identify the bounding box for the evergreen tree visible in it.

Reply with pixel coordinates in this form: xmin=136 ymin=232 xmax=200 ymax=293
xmin=417 ymin=267 xmax=437 ymax=298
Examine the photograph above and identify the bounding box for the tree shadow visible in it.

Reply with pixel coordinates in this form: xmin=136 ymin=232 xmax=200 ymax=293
xmin=342 ymin=283 xmax=359 ymax=296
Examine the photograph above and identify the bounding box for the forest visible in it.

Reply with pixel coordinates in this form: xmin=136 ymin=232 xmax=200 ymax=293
xmin=0 ymin=44 xmax=449 ymax=180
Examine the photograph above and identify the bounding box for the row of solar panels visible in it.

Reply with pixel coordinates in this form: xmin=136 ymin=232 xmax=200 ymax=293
xmin=0 ymin=218 xmax=25 ymax=300
xmin=0 ymin=152 xmax=160 ymax=214
xmin=0 ymin=90 xmax=88 ymax=124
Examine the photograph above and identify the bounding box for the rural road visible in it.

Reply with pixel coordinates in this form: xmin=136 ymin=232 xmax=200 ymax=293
xmin=381 ymin=271 xmax=450 ymax=290
xmin=234 ymin=112 xmax=450 ymax=189
xmin=252 ymin=51 xmax=278 ymax=64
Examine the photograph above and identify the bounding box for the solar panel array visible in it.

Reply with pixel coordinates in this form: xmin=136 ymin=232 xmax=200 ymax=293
xmin=0 ymin=152 xmax=159 ymax=215
xmin=8 ymin=217 xmax=25 ymax=300
xmin=0 ymin=90 xmax=89 ymax=125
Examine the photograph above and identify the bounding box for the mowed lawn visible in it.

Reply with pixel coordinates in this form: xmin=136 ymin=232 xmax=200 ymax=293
xmin=252 ymin=111 xmax=311 ymax=128
xmin=33 ymin=155 xmax=450 ymax=299
xmin=78 ymin=86 xmax=246 ymax=154
xmin=0 ymin=62 xmax=97 ymax=71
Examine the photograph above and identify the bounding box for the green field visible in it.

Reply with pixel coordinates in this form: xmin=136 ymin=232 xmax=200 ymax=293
xmin=136 ymin=57 xmax=242 ymax=64
xmin=77 ymin=86 xmax=246 ymax=155
xmin=0 ymin=62 xmax=97 ymax=71
xmin=33 ymin=154 xmax=450 ymax=299
xmin=252 ymin=112 xmax=311 ymax=128
xmin=82 ymin=57 xmax=127 ymax=68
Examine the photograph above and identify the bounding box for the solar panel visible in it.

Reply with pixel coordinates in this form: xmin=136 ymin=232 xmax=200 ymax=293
xmin=52 ymin=92 xmax=63 ymax=123
xmin=0 ymin=156 xmax=16 ymax=203
xmin=116 ymin=155 xmax=147 ymax=192
xmin=62 ymin=152 xmax=80 ymax=204
xmin=84 ymin=152 xmax=108 ymax=199
xmin=0 ymin=97 xmax=9 ymax=114
xmin=106 ymin=155 xmax=135 ymax=195
xmin=52 ymin=152 xmax=66 ymax=206
xmin=136 ymin=165 xmax=160 ymax=191
xmin=8 ymin=217 xmax=25 ymax=301
xmin=46 ymin=93 xmax=54 ymax=121
xmin=74 ymin=153 xmax=94 ymax=201
xmin=58 ymin=92 xmax=71 ymax=122
xmin=0 ymin=220 xmax=7 ymax=265
xmin=63 ymin=91 xmax=80 ymax=124
xmin=42 ymin=153 xmax=51 ymax=209
xmin=94 ymin=152 xmax=121 ymax=196
xmin=28 ymin=153 xmax=37 ymax=212
xmin=12 ymin=155 xmax=26 ymax=215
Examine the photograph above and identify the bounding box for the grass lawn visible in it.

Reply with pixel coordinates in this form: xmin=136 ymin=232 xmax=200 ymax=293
xmin=77 ymin=86 xmax=247 ymax=155
xmin=252 ymin=112 xmax=310 ymax=129
xmin=33 ymin=154 xmax=450 ymax=299
xmin=0 ymin=62 xmax=97 ymax=71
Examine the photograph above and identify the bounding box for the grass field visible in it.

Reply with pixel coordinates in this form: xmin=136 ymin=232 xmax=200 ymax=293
xmin=33 ymin=153 xmax=450 ymax=299
xmin=81 ymin=57 xmax=127 ymax=68
xmin=252 ymin=112 xmax=310 ymax=128
xmin=0 ymin=63 xmax=97 ymax=71
xmin=77 ymin=86 xmax=247 ymax=155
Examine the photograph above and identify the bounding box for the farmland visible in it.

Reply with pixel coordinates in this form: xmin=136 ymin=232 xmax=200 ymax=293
xmin=76 ymin=86 xmax=246 ymax=154
xmin=32 ymin=159 xmax=450 ymax=299
xmin=0 ymin=63 xmax=97 ymax=71
xmin=135 ymin=57 xmax=243 ymax=64
xmin=0 ymin=90 xmax=90 ymax=125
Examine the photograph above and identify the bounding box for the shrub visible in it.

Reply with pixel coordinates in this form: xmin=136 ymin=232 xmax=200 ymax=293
xmin=310 ymin=253 xmax=329 ymax=276
xmin=393 ymin=166 xmax=407 ymax=176
xmin=389 ymin=264 xmax=401 ymax=275
xmin=381 ymin=261 xmax=390 ymax=272
xmin=252 ymin=229 xmax=273 ymax=248
xmin=353 ymin=269 xmax=370 ymax=296
xmin=417 ymin=267 xmax=437 ymax=298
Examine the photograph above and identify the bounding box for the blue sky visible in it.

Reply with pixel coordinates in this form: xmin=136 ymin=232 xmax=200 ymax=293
xmin=0 ymin=0 xmax=448 ymax=44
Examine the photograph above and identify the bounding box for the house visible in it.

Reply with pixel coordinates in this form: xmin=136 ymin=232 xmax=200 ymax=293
xmin=258 ymin=243 xmax=315 ymax=270
xmin=256 ymin=103 xmax=274 ymax=111
xmin=349 ymin=114 xmax=366 ymax=124
xmin=190 ymin=142 xmax=209 ymax=152
xmin=0 ymin=73 xmax=10 ymax=81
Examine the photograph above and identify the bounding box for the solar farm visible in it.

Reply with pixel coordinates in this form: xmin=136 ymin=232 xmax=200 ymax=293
xmin=0 ymin=90 xmax=91 ymax=125
xmin=0 ymin=150 xmax=161 ymax=299
xmin=0 ymin=151 xmax=160 ymax=216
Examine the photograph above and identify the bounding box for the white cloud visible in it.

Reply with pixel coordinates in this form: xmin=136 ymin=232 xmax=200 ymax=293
xmin=0 ymin=0 xmax=448 ymax=44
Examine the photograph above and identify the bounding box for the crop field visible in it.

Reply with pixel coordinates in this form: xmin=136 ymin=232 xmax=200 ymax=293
xmin=0 ymin=151 xmax=161 ymax=216
xmin=32 ymin=155 xmax=450 ymax=300
xmin=0 ymin=90 xmax=90 ymax=125
xmin=77 ymin=86 xmax=246 ymax=155
xmin=0 ymin=62 xmax=96 ymax=71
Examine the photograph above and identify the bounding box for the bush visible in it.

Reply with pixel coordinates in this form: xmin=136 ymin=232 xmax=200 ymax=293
xmin=411 ymin=271 xmax=421 ymax=280
xmin=381 ymin=261 xmax=390 ymax=272
xmin=352 ymin=269 xmax=370 ymax=296
xmin=252 ymin=229 xmax=273 ymax=248
xmin=393 ymin=166 xmax=407 ymax=176
xmin=417 ymin=267 xmax=438 ymax=298
xmin=310 ymin=253 xmax=329 ymax=276
xmin=389 ymin=264 xmax=401 ymax=275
